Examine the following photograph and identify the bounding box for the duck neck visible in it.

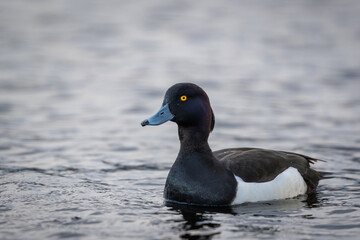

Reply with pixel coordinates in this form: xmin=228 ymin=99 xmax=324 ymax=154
xmin=178 ymin=125 xmax=212 ymax=154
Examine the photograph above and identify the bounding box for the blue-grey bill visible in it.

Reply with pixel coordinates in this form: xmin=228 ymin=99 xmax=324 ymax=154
xmin=141 ymin=104 xmax=174 ymax=126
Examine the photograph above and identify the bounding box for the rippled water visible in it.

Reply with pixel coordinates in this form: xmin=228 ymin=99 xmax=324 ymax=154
xmin=1 ymin=0 xmax=360 ymax=239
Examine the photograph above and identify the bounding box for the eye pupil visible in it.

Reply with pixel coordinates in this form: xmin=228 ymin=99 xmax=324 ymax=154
xmin=180 ymin=96 xmax=187 ymax=101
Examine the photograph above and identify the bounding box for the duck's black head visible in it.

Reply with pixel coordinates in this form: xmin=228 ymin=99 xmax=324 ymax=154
xmin=141 ymin=83 xmax=215 ymax=133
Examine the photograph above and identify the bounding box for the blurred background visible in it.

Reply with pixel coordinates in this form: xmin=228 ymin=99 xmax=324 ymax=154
xmin=1 ymin=0 xmax=360 ymax=239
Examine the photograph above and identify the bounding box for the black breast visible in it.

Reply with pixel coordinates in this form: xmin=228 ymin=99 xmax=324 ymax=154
xmin=164 ymin=152 xmax=237 ymax=206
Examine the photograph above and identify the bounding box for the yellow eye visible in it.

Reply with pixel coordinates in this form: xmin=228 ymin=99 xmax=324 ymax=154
xmin=180 ymin=95 xmax=187 ymax=101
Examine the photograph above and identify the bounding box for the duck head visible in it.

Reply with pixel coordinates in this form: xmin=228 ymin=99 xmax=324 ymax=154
xmin=141 ymin=83 xmax=215 ymax=134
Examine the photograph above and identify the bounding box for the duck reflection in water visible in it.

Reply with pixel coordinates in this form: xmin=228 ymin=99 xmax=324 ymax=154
xmin=165 ymin=193 xmax=320 ymax=240
xmin=166 ymin=202 xmax=231 ymax=240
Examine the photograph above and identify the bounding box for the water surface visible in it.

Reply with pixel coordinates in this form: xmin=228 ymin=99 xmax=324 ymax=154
xmin=1 ymin=0 xmax=360 ymax=239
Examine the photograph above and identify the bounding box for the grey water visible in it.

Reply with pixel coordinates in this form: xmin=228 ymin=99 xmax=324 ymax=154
xmin=1 ymin=0 xmax=360 ymax=239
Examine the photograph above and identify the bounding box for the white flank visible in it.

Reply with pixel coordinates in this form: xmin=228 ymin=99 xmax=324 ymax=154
xmin=231 ymin=167 xmax=307 ymax=205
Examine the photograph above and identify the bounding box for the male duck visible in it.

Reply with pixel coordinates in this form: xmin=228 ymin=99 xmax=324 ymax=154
xmin=141 ymin=83 xmax=321 ymax=206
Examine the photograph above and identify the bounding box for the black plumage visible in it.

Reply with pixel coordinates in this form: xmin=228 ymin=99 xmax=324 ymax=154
xmin=142 ymin=83 xmax=322 ymax=206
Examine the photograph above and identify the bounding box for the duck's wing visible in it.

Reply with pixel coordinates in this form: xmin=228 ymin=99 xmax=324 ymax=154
xmin=213 ymin=148 xmax=322 ymax=193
